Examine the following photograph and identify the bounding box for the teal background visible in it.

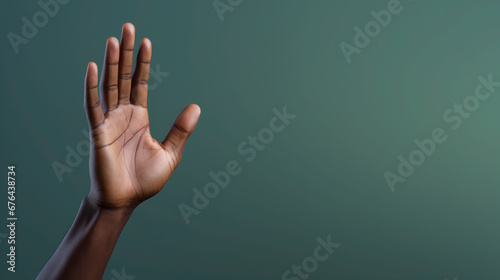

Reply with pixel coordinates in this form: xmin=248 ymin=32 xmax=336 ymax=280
xmin=1 ymin=0 xmax=500 ymax=279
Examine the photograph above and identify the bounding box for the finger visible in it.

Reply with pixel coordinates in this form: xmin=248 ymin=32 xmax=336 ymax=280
xmin=162 ymin=104 xmax=201 ymax=157
xmin=131 ymin=38 xmax=152 ymax=108
xmin=84 ymin=62 xmax=104 ymax=129
xmin=118 ymin=23 xmax=135 ymax=105
xmin=99 ymin=37 xmax=120 ymax=113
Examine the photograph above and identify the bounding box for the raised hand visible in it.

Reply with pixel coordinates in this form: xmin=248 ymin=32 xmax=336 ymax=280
xmin=37 ymin=23 xmax=200 ymax=280
xmin=84 ymin=23 xmax=200 ymax=209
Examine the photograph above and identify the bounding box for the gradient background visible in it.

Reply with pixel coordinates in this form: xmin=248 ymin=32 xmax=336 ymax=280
xmin=1 ymin=0 xmax=500 ymax=279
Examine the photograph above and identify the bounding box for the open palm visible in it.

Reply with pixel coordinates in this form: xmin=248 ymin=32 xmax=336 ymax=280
xmin=84 ymin=23 xmax=200 ymax=209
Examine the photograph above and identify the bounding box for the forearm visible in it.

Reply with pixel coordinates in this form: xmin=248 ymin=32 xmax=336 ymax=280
xmin=37 ymin=195 xmax=135 ymax=280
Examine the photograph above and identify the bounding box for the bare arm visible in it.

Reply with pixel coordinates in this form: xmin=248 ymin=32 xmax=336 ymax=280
xmin=37 ymin=23 xmax=201 ymax=280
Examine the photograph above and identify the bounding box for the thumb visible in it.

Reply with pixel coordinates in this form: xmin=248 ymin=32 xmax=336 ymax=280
xmin=162 ymin=104 xmax=201 ymax=157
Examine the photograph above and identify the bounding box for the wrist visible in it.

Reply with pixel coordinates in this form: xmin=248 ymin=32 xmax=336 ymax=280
xmin=86 ymin=189 xmax=138 ymax=211
xmin=83 ymin=194 xmax=136 ymax=222
xmin=65 ymin=195 xmax=134 ymax=248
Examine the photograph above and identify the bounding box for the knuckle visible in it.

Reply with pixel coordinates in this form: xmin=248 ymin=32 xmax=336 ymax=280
xmin=103 ymin=83 xmax=118 ymax=92
xmin=119 ymin=73 xmax=132 ymax=80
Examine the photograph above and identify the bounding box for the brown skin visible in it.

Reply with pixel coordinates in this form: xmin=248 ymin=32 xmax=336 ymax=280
xmin=37 ymin=23 xmax=200 ymax=280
